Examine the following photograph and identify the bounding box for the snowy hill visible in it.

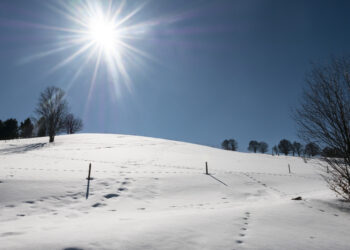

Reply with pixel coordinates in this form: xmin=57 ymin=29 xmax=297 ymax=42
xmin=0 ymin=134 xmax=349 ymax=250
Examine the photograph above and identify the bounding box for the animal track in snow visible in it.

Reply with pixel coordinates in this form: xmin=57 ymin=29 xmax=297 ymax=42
xmin=235 ymin=211 xmax=252 ymax=246
xmin=104 ymin=194 xmax=119 ymax=199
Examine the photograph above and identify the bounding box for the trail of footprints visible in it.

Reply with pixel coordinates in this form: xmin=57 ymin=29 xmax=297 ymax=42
xmin=235 ymin=211 xmax=251 ymax=246
xmin=92 ymin=178 xmax=133 ymax=208
xmin=243 ymin=173 xmax=287 ymax=196
xmin=4 ymin=166 xmax=200 ymax=175
xmin=299 ymin=200 xmax=343 ymax=219
xmin=1 ymin=177 xmax=136 ymax=220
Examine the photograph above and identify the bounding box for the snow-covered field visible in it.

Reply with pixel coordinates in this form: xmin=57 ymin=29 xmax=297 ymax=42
xmin=0 ymin=134 xmax=349 ymax=250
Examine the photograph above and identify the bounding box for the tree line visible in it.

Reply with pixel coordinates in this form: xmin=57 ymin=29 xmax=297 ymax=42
xmin=0 ymin=86 xmax=83 ymax=142
xmin=221 ymin=138 xmax=340 ymax=158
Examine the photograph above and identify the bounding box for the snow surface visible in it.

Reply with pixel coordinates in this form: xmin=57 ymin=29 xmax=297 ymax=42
xmin=0 ymin=134 xmax=349 ymax=250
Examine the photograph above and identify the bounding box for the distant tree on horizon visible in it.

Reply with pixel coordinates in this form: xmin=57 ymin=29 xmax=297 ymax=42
xmin=278 ymin=139 xmax=292 ymax=155
xmin=0 ymin=120 xmax=3 ymax=139
xmin=64 ymin=113 xmax=83 ymax=134
xmin=35 ymin=86 xmax=68 ymax=143
xmin=304 ymin=142 xmax=320 ymax=157
xmin=321 ymin=147 xmax=343 ymax=158
xmin=248 ymin=140 xmax=260 ymax=153
xmin=19 ymin=118 xmax=34 ymax=138
xmin=258 ymin=141 xmax=268 ymax=153
xmin=221 ymin=139 xmax=229 ymax=150
xmin=292 ymin=141 xmax=303 ymax=156
xmin=221 ymin=139 xmax=238 ymax=151
xmin=1 ymin=118 xmax=19 ymax=140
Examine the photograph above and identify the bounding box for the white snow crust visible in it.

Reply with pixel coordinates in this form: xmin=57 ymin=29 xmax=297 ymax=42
xmin=0 ymin=134 xmax=349 ymax=250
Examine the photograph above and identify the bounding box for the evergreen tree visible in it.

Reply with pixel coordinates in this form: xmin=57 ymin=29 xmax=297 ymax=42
xmin=19 ymin=118 xmax=34 ymax=138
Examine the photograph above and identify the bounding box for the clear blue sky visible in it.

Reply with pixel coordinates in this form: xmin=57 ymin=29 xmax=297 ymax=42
xmin=0 ymin=0 xmax=350 ymax=151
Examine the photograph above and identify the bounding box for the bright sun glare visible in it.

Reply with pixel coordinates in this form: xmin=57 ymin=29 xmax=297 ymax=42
xmin=88 ymin=17 xmax=118 ymax=51
xmin=22 ymin=0 xmax=157 ymax=99
xmin=21 ymin=0 xmax=180 ymax=110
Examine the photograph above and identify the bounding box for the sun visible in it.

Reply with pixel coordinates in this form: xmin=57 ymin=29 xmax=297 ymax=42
xmin=20 ymin=0 xmax=164 ymax=101
xmin=87 ymin=16 xmax=119 ymax=51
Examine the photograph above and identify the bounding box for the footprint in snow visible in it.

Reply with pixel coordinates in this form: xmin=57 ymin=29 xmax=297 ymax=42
xmin=63 ymin=248 xmax=84 ymax=250
xmin=236 ymin=240 xmax=244 ymax=244
xmin=24 ymin=201 xmax=35 ymax=204
xmin=104 ymin=194 xmax=119 ymax=199
xmin=1 ymin=232 xmax=24 ymax=237
xmin=92 ymin=203 xmax=106 ymax=208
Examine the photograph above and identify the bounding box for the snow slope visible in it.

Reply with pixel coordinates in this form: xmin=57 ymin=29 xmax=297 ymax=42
xmin=0 ymin=134 xmax=349 ymax=250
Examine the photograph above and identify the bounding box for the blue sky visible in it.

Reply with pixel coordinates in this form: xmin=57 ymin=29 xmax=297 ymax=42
xmin=0 ymin=0 xmax=350 ymax=151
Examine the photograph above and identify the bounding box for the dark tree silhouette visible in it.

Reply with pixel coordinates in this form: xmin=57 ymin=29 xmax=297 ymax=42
xmin=221 ymin=139 xmax=237 ymax=151
xmin=65 ymin=113 xmax=83 ymax=134
xmin=3 ymin=119 xmax=19 ymax=140
xmin=292 ymin=141 xmax=303 ymax=156
xmin=221 ymin=139 xmax=229 ymax=150
xmin=19 ymin=118 xmax=34 ymax=138
xmin=258 ymin=141 xmax=268 ymax=153
xmin=228 ymin=139 xmax=238 ymax=151
xmin=321 ymin=147 xmax=343 ymax=158
xmin=304 ymin=142 xmax=320 ymax=157
xmin=278 ymin=139 xmax=292 ymax=155
xmin=36 ymin=86 xmax=68 ymax=143
xmin=294 ymin=56 xmax=350 ymax=200
xmin=0 ymin=120 xmax=3 ymax=139
xmin=248 ymin=140 xmax=260 ymax=153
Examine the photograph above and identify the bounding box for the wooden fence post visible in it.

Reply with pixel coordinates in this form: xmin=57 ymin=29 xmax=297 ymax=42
xmin=288 ymin=164 xmax=291 ymax=174
xmin=87 ymin=163 xmax=92 ymax=180
xmin=206 ymin=162 xmax=208 ymax=175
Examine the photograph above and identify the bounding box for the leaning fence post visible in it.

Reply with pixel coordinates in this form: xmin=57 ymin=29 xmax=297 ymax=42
xmin=87 ymin=163 xmax=92 ymax=180
xmin=205 ymin=162 xmax=209 ymax=175
xmin=288 ymin=164 xmax=291 ymax=174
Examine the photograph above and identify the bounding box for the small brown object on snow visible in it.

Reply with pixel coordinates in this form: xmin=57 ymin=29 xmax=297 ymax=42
xmin=292 ymin=196 xmax=302 ymax=200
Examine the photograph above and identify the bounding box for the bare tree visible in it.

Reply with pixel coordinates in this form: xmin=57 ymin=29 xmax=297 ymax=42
xmin=304 ymin=142 xmax=320 ymax=157
xmin=278 ymin=139 xmax=292 ymax=155
xmin=258 ymin=141 xmax=268 ymax=153
xmin=36 ymin=86 xmax=68 ymax=143
xmin=294 ymin=56 xmax=350 ymax=200
xmin=248 ymin=140 xmax=260 ymax=153
xmin=65 ymin=113 xmax=83 ymax=134
xmin=228 ymin=139 xmax=238 ymax=151
xmin=221 ymin=139 xmax=229 ymax=150
xmin=222 ymin=139 xmax=238 ymax=151
xmin=292 ymin=141 xmax=303 ymax=156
